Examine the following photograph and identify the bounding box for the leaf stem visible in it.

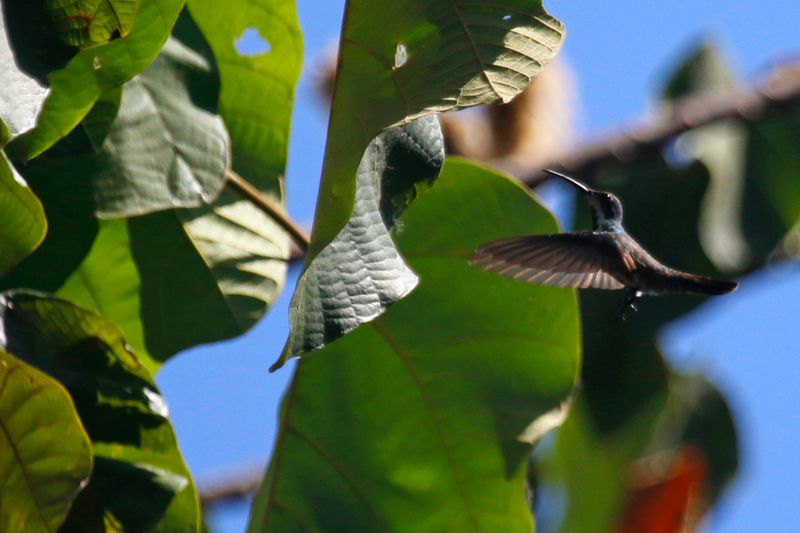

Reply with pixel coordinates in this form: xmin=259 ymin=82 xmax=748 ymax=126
xmin=225 ymin=169 xmax=310 ymax=255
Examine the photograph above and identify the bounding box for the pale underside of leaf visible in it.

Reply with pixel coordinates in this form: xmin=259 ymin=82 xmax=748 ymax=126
xmin=399 ymin=2 xmax=565 ymax=118
xmin=93 ymin=37 xmax=230 ymax=217
xmin=280 ymin=116 xmax=444 ymax=364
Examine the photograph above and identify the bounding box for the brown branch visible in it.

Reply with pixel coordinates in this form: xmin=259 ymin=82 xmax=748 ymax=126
xmin=506 ymin=66 xmax=800 ymax=186
xmin=199 ymin=464 xmax=265 ymax=507
xmin=225 ymin=169 xmax=310 ymax=257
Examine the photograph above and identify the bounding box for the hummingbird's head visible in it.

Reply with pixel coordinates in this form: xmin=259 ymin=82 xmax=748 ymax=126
xmin=542 ymin=169 xmax=624 ymax=227
xmin=587 ymin=190 xmax=623 ymax=226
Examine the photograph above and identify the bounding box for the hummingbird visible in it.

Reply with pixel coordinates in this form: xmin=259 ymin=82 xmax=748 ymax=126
xmin=470 ymin=169 xmax=738 ymax=316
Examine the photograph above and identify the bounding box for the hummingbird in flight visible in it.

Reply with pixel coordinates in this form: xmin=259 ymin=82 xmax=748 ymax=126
xmin=470 ymin=169 xmax=738 ymax=316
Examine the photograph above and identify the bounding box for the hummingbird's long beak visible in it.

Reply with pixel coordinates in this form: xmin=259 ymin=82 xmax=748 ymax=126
xmin=543 ymin=169 xmax=591 ymax=194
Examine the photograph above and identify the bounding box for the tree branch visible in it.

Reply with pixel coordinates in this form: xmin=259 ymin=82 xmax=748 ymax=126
xmin=199 ymin=464 xmax=265 ymax=508
xmin=507 ymin=66 xmax=800 ymax=185
xmin=225 ymin=169 xmax=310 ymax=257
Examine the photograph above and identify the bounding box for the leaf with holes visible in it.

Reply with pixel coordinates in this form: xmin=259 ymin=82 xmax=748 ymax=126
xmin=0 ymin=350 xmax=92 ymax=533
xmin=308 ymin=0 xmax=564 ymax=258
xmin=6 ymin=0 xmax=184 ymax=160
xmin=187 ymin=0 xmax=303 ymax=200
xmin=0 ymin=292 xmax=199 ymax=531
xmin=281 ymin=0 xmax=564 ymax=367
xmin=249 ymin=159 xmax=580 ymax=531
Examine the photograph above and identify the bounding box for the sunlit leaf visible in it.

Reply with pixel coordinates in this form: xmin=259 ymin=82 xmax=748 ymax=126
xmin=0 ymin=350 xmax=92 ymax=533
xmin=3 ymin=13 xmax=293 ymax=371
xmin=187 ymin=0 xmax=303 ymax=197
xmin=0 ymin=151 xmax=46 ymax=276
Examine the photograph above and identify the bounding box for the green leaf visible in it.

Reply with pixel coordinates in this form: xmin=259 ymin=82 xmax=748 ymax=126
xmin=7 ymin=0 xmax=185 ymax=160
xmin=0 ymin=292 xmax=200 ymax=531
xmin=276 ymin=116 xmax=443 ymax=365
xmin=0 ymin=151 xmax=46 ymax=276
xmin=0 ymin=11 xmax=49 ymax=142
xmin=308 ymin=0 xmax=565 ymax=259
xmin=90 ymin=35 xmax=230 ymax=217
xmin=45 ymin=0 xmax=138 ymax=49
xmin=742 ymin=112 xmax=800 ymax=260
xmin=662 ymin=42 xmax=751 ymax=271
xmin=186 ymin=0 xmax=303 ymax=196
xmin=250 ymin=159 xmax=580 ymax=531
xmin=0 ymin=350 xmax=92 ymax=533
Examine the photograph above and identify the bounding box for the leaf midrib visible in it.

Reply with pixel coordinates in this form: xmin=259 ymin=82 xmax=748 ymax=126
xmin=0 ymin=364 xmax=52 ymax=531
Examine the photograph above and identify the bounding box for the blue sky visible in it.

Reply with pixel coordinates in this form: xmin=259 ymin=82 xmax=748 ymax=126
xmin=155 ymin=1 xmax=800 ymax=531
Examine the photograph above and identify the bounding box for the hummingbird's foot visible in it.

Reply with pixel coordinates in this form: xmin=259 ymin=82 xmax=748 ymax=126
xmin=621 ymin=289 xmax=642 ymax=320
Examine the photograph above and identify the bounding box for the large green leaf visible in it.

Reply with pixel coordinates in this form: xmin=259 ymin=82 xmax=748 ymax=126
xmin=0 ymin=10 xmax=49 ymax=143
xmin=308 ymin=0 xmax=565 ymax=258
xmin=0 ymin=151 xmax=46 ymax=276
xmin=0 ymin=292 xmax=199 ymax=531
xmin=0 ymin=350 xmax=92 ymax=533
xmin=6 ymin=0 xmax=184 ymax=160
xmin=187 ymin=0 xmax=303 ymax=197
xmin=276 ymin=116 xmax=443 ymax=365
xmin=249 ymin=159 xmax=580 ymax=532
xmin=46 ymin=0 xmax=138 ymax=49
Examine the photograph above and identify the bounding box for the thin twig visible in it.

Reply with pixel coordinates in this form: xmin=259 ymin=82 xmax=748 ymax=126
xmin=199 ymin=464 xmax=265 ymax=507
xmin=225 ymin=168 xmax=310 ymax=255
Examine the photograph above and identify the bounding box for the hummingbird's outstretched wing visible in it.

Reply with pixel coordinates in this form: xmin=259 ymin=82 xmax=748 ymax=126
xmin=470 ymin=232 xmax=627 ymax=290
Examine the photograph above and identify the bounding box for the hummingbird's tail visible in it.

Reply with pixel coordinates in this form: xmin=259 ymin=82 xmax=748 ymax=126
xmin=666 ymin=272 xmax=739 ymax=295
